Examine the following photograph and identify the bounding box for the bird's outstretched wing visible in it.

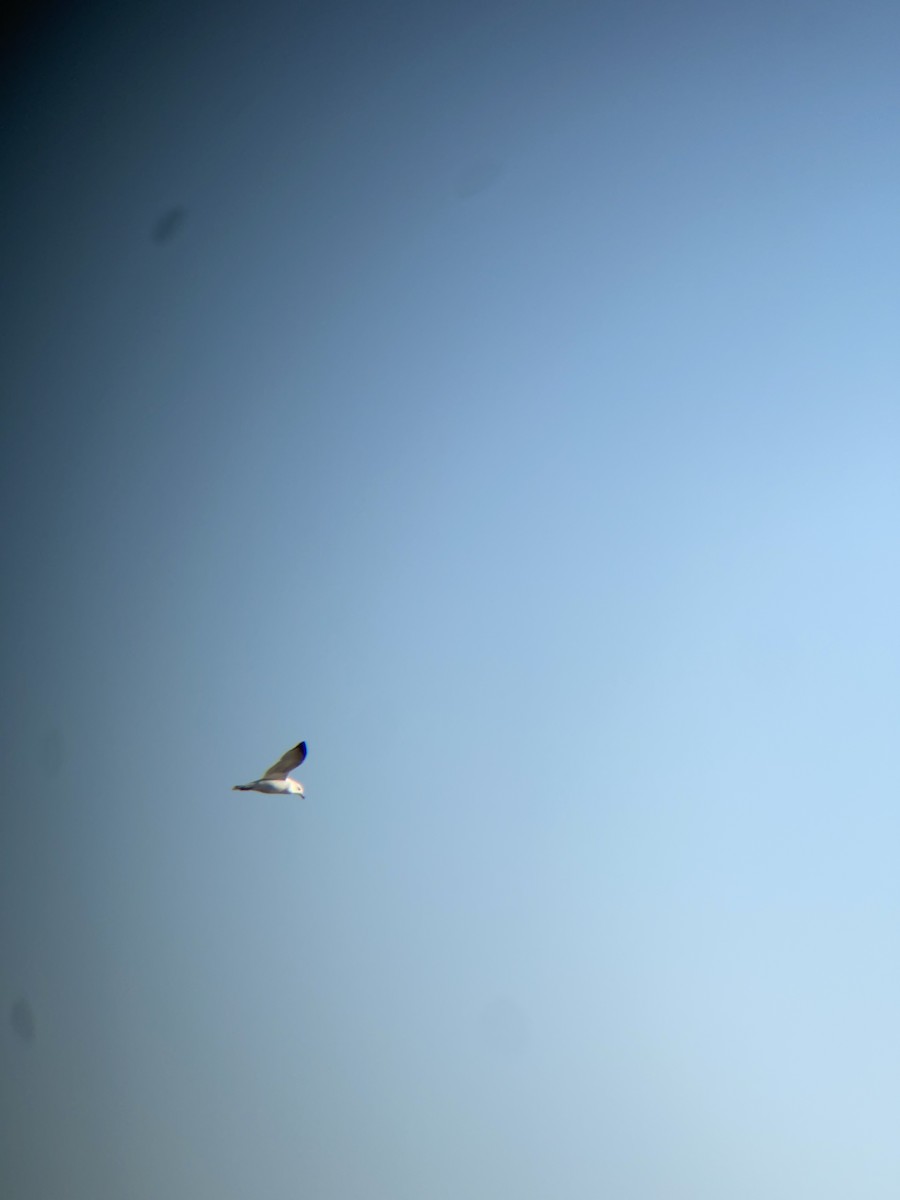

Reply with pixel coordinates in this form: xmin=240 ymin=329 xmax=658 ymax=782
xmin=262 ymin=741 xmax=307 ymax=780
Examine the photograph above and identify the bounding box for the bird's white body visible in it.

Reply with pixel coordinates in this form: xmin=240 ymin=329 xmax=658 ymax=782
xmin=233 ymin=741 xmax=307 ymax=797
xmin=236 ymin=778 xmax=304 ymax=795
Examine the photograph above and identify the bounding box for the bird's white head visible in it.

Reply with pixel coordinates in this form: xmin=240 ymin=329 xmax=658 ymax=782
xmin=289 ymin=780 xmax=305 ymax=797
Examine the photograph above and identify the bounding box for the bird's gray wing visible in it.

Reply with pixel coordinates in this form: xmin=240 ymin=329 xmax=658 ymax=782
xmin=261 ymin=741 xmax=307 ymax=780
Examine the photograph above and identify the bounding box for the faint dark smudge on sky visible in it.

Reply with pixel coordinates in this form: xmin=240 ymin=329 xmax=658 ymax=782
xmin=10 ymin=998 xmax=35 ymax=1045
xmin=152 ymin=206 xmax=188 ymax=244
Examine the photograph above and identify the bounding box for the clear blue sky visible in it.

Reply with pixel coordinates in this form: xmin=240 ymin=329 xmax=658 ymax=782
xmin=3 ymin=1 xmax=900 ymax=1195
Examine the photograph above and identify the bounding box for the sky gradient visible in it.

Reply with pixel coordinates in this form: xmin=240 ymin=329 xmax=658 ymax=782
xmin=3 ymin=1 xmax=900 ymax=1196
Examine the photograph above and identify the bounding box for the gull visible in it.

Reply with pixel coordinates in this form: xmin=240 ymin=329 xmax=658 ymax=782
xmin=233 ymin=741 xmax=307 ymax=796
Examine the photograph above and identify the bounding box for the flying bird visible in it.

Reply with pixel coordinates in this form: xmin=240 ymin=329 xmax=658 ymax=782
xmin=233 ymin=741 xmax=307 ymax=796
